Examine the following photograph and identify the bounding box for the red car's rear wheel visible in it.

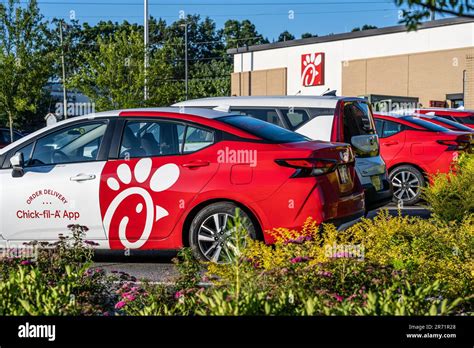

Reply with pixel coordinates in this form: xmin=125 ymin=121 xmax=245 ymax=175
xmin=189 ymin=202 xmax=256 ymax=263
xmin=390 ymin=165 xmax=425 ymax=206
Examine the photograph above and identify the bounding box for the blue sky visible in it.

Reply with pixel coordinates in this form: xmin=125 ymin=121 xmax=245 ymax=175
xmin=33 ymin=0 xmax=434 ymax=40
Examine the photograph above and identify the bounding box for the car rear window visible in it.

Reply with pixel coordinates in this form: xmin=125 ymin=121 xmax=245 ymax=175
xmin=342 ymin=101 xmax=375 ymax=143
xmin=230 ymin=108 xmax=285 ymax=127
xmin=219 ymin=115 xmax=310 ymax=143
xmin=403 ymin=116 xmax=451 ymax=132
xmin=432 ymin=117 xmax=473 ymax=132
xmin=454 ymin=115 xmax=474 ymax=125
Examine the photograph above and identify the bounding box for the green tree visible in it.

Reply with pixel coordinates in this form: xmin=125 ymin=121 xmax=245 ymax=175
xmin=301 ymin=32 xmax=316 ymax=39
xmin=70 ymin=30 xmax=176 ymax=110
xmin=352 ymin=24 xmax=378 ymax=32
xmin=277 ymin=30 xmax=295 ymax=42
xmin=189 ymin=60 xmax=232 ymax=99
xmin=0 ymin=0 xmax=52 ymax=139
xmin=221 ymin=19 xmax=268 ymax=50
xmin=395 ymin=0 xmax=474 ymax=30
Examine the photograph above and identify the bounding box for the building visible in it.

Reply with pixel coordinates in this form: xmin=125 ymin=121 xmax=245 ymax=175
xmin=228 ymin=17 xmax=474 ymax=110
xmin=45 ymin=82 xmax=94 ymax=119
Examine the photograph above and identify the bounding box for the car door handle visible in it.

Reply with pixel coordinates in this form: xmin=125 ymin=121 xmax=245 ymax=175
xmin=181 ymin=161 xmax=210 ymax=168
xmin=384 ymin=141 xmax=399 ymax=146
xmin=70 ymin=174 xmax=96 ymax=182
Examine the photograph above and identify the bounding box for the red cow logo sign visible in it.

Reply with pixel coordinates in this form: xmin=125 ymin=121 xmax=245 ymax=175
xmin=301 ymin=52 xmax=325 ymax=86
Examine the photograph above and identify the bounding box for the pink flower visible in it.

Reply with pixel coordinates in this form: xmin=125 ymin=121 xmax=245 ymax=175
xmin=317 ymin=271 xmax=333 ymax=277
xmin=174 ymin=291 xmax=184 ymax=299
xmin=20 ymin=260 xmax=32 ymax=266
xmin=115 ymin=301 xmax=126 ymax=309
xmin=290 ymin=256 xmax=310 ymax=263
xmin=347 ymin=294 xmax=356 ymax=301
xmin=334 ymin=294 xmax=344 ymax=302
xmin=124 ymin=294 xmax=136 ymax=301
xmin=285 ymin=235 xmax=309 ymax=244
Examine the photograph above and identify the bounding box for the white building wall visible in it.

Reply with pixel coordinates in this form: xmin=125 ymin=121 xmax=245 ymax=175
xmin=234 ymin=22 xmax=474 ymax=96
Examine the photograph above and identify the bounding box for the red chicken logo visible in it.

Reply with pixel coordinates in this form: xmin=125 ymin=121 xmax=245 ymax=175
xmin=301 ymin=52 xmax=325 ymax=87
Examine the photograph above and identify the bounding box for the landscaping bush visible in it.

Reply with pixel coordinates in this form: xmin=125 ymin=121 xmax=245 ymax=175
xmin=120 ymin=212 xmax=472 ymax=316
xmin=1 ymin=155 xmax=472 ymax=316
xmin=423 ymin=153 xmax=474 ymax=223
xmin=0 ymin=225 xmax=117 ymax=315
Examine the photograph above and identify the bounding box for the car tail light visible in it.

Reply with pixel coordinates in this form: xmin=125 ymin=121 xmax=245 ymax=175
xmin=275 ymin=158 xmax=337 ymax=177
xmin=437 ymin=134 xmax=473 ymax=151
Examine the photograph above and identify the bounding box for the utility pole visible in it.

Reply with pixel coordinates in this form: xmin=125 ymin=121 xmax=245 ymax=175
xmin=144 ymin=0 xmax=149 ymax=101
xmin=59 ymin=20 xmax=68 ymax=119
xmin=181 ymin=23 xmax=188 ymax=100
xmin=185 ymin=23 xmax=188 ymax=100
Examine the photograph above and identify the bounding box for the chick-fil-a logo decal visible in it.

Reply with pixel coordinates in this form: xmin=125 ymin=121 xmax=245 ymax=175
xmin=99 ymin=158 xmax=180 ymax=249
xmin=17 ymin=189 xmax=80 ymax=220
xmin=301 ymin=52 xmax=325 ymax=87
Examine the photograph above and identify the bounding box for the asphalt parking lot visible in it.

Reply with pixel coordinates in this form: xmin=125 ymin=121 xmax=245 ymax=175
xmin=93 ymin=204 xmax=431 ymax=283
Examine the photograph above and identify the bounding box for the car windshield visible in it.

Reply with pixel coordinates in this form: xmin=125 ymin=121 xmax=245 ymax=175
xmin=402 ymin=116 xmax=451 ymax=132
xmin=431 ymin=116 xmax=473 ymax=132
xmin=219 ymin=115 xmax=310 ymax=143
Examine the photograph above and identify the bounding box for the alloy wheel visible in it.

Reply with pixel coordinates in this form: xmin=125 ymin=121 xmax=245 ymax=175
xmin=197 ymin=213 xmax=242 ymax=263
xmin=391 ymin=170 xmax=421 ymax=202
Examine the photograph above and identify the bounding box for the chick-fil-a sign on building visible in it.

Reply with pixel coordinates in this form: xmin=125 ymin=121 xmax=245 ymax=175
xmin=301 ymin=52 xmax=325 ymax=87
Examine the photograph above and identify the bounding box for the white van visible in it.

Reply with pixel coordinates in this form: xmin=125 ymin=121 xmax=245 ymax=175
xmin=174 ymin=96 xmax=393 ymax=212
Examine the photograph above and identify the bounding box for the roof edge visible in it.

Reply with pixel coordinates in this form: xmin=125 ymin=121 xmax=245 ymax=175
xmin=227 ymin=17 xmax=474 ymax=55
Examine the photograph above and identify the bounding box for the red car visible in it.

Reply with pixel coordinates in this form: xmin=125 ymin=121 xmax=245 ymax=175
xmin=0 ymin=108 xmax=364 ymax=262
xmin=416 ymin=108 xmax=474 ymax=128
xmin=374 ymin=113 xmax=472 ymax=205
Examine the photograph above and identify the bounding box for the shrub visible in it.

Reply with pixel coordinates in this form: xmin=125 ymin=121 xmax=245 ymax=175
xmin=423 ymin=153 xmax=474 ymax=223
xmin=202 ymin=211 xmax=472 ymax=315
xmin=0 ymin=225 xmax=117 ymax=315
xmin=122 ymin=211 xmax=470 ymax=316
xmin=0 ymin=266 xmax=81 ymax=315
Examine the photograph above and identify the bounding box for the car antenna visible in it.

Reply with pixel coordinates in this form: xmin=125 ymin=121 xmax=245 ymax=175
xmin=322 ymin=89 xmax=337 ymax=96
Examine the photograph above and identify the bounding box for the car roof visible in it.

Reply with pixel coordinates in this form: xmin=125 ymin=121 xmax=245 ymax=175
xmin=173 ymin=96 xmax=364 ymax=109
xmin=0 ymin=107 xmax=237 ymax=155
xmin=373 ymin=112 xmax=415 ymax=118
xmin=88 ymin=107 xmax=233 ymax=119
xmin=418 ymin=108 xmax=474 ymax=114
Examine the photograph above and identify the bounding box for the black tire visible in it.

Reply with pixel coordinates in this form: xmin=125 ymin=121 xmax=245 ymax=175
xmin=189 ymin=202 xmax=256 ymax=263
xmin=389 ymin=165 xmax=425 ymax=206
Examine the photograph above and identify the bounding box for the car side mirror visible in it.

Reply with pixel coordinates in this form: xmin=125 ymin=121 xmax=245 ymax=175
xmin=351 ymin=134 xmax=379 ymax=157
xmin=10 ymin=152 xmax=24 ymax=177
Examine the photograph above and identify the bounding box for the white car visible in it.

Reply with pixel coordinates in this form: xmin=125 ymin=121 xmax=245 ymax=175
xmin=174 ymin=96 xmax=393 ymax=212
